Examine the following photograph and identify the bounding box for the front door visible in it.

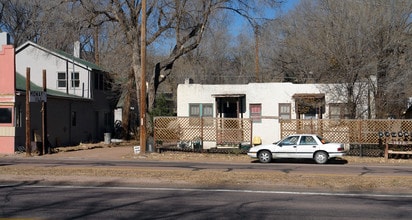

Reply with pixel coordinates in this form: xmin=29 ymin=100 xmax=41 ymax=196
xmin=215 ymin=96 xmax=244 ymax=145
xmin=216 ymin=97 xmax=240 ymax=118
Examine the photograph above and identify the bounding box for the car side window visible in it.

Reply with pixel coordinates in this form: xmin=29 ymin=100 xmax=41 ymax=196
xmin=299 ymin=136 xmax=306 ymax=145
xmin=280 ymin=136 xmax=299 ymax=145
xmin=301 ymin=136 xmax=317 ymax=145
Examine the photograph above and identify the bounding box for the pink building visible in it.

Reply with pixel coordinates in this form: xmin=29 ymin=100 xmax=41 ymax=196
xmin=0 ymin=33 xmax=16 ymax=154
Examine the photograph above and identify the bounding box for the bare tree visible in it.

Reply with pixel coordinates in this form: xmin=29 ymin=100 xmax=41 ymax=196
xmin=72 ymin=0 xmax=281 ymax=138
xmin=171 ymin=12 xmax=252 ymax=85
xmin=2 ymin=0 xmax=282 ymax=138
xmin=262 ymin=0 xmax=412 ymax=119
xmin=0 ymin=0 xmax=44 ymax=46
xmin=369 ymin=0 xmax=412 ymax=118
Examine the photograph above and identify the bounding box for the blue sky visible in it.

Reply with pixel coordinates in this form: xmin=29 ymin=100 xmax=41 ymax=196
xmin=281 ymin=0 xmax=300 ymax=12
xmin=229 ymin=0 xmax=300 ymax=36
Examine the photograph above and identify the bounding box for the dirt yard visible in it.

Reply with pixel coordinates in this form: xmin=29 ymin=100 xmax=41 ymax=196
xmin=1 ymin=141 xmax=412 ymax=193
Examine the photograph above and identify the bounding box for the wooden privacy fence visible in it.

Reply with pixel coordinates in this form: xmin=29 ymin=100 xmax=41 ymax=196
xmin=280 ymin=119 xmax=412 ymax=144
xmin=154 ymin=117 xmax=252 ymax=149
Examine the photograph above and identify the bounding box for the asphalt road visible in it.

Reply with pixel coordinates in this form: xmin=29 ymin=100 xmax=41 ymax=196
xmin=1 ymin=183 xmax=411 ymax=220
xmin=2 ymin=157 xmax=412 ymax=177
xmin=1 ymin=157 xmax=412 ymax=219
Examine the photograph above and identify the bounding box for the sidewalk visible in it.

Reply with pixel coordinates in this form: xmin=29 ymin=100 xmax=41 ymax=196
xmin=42 ymin=145 xmax=137 ymax=160
xmin=2 ymin=142 xmax=252 ymax=163
xmin=2 ymin=144 xmax=138 ymax=161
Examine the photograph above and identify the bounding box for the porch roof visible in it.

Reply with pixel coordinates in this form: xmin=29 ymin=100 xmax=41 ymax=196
xmin=211 ymin=94 xmax=245 ymax=98
xmin=292 ymin=93 xmax=325 ymax=99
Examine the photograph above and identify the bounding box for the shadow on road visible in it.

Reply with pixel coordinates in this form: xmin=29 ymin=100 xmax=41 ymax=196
xmin=251 ymin=158 xmax=348 ymax=165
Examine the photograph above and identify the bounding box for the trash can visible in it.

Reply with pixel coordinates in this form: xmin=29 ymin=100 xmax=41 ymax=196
xmin=104 ymin=133 xmax=111 ymax=144
xmin=192 ymin=140 xmax=202 ymax=151
xmin=253 ymin=136 xmax=262 ymax=146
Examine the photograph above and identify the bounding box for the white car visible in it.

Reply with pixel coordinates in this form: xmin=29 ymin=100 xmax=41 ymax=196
xmin=247 ymin=134 xmax=349 ymax=164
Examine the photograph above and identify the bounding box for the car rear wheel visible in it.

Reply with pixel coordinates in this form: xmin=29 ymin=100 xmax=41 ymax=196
xmin=314 ymin=151 xmax=328 ymax=164
xmin=258 ymin=150 xmax=272 ymax=163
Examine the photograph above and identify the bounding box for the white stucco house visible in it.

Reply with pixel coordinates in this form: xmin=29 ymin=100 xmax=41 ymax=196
xmin=177 ymin=79 xmax=367 ymax=146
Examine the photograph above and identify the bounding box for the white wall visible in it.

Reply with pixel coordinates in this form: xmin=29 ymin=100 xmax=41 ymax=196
xmin=177 ymin=82 xmax=344 ymax=145
xmin=16 ymin=44 xmax=91 ymax=98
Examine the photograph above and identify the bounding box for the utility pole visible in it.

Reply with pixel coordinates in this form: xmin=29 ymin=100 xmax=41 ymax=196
xmin=94 ymin=27 xmax=100 ymax=65
xmin=25 ymin=68 xmax=31 ymax=157
xmin=254 ymin=25 xmax=260 ymax=83
xmin=42 ymin=70 xmax=48 ymax=154
xmin=140 ymin=0 xmax=147 ymax=154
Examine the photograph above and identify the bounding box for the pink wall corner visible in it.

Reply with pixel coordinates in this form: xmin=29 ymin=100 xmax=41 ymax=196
xmin=0 ymin=137 xmax=15 ymax=154
xmin=0 ymin=45 xmax=16 ymax=94
xmin=0 ymin=44 xmax=16 ymax=154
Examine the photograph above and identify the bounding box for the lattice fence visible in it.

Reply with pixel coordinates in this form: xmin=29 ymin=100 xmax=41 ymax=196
xmin=154 ymin=117 xmax=412 ymax=156
xmin=154 ymin=117 xmax=252 ymax=149
xmin=281 ymin=119 xmax=412 ymax=157
xmin=280 ymin=119 xmax=412 ymax=144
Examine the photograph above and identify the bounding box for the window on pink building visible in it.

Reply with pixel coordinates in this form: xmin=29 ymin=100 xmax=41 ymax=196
xmin=0 ymin=108 xmax=12 ymax=123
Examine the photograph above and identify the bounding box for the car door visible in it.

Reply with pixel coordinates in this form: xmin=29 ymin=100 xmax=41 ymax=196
xmin=295 ymin=135 xmax=319 ymax=158
xmin=275 ymin=135 xmax=299 ymax=158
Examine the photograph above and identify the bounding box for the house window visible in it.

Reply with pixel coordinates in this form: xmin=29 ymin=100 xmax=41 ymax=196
xmin=57 ymin=72 xmax=66 ymax=88
xmin=71 ymin=111 xmax=77 ymax=126
xmin=202 ymin=104 xmax=213 ymax=117
xmin=189 ymin=103 xmax=214 ymax=117
xmin=0 ymin=108 xmax=12 ymax=124
xmin=189 ymin=104 xmax=200 ymax=117
xmin=15 ymin=105 xmax=22 ymax=127
xmin=71 ymin=72 xmax=80 ymax=88
xmin=94 ymin=73 xmax=107 ymax=90
xmin=250 ymin=104 xmax=262 ymax=123
xmin=202 ymin=104 xmax=213 ymax=126
xmin=279 ymin=103 xmax=291 ymax=119
xmin=189 ymin=103 xmax=213 ymax=126
xmin=329 ymin=103 xmax=349 ymax=119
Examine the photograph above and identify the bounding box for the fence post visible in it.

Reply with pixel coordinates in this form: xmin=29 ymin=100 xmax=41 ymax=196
xmin=384 ymin=137 xmax=389 ymax=160
xmin=200 ymin=117 xmax=204 ymax=142
xmin=359 ymin=120 xmax=362 ymax=157
xmin=153 ymin=117 xmax=157 ymax=151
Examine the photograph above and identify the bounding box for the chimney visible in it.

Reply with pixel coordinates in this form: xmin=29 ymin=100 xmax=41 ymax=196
xmin=0 ymin=32 xmax=11 ymax=46
xmin=73 ymin=41 xmax=80 ymax=58
xmin=184 ymin=78 xmax=193 ymax=84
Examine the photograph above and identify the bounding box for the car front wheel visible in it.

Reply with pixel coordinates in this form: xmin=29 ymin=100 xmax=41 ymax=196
xmin=258 ymin=150 xmax=272 ymax=163
xmin=314 ymin=151 xmax=328 ymax=164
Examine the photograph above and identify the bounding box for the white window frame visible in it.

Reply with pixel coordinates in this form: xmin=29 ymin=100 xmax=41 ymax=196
xmin=279 ymin=103 xmax=291 ymax=119
xmin=250 ymin=103 xmax=262 ymax=123
xmin=57 ymin=72 xmax=66 ymax=88
xmin=71 ymin=72 xmax=80 ymax=88
xmin=329 ymin=103 xmax=349 ymax=119
xmin=189 ymin=103 xmax=213 ymax=126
